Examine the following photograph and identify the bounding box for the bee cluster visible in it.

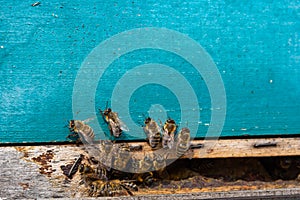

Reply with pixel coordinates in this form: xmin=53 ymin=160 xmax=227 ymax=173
xmin=66 ymin=107 xmax=198 ymax=197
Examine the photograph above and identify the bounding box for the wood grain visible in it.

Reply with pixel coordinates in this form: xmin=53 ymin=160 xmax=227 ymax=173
xmin=0 ymin=140 xmax=300 ymax=198
xmin=1 ymin=137 xmax=300 ymax=198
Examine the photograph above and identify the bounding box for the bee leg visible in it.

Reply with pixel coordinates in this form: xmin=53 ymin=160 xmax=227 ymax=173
xmin=121 ymin=185 xmax=133 ymax=196
xmin=66 ymin=133 xmax=78 ymax=139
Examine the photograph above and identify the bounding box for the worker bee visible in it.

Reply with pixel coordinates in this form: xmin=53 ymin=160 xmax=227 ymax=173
xmin=162 ymin=118 xmax=177 ymax=149
xmin=131 ymin=153 xmax=154 ymax=173
xmin=67 ymin=120 xmax=95 ymax=144
xmin=98 ymin=140 xmax=114 ymax=168
xmin=153 ymin=153 xmax=166 ymax=171
xmin=100 ymin=107 xmax=129 ymax=138
xmin=153 ymin=152 xmax=169 ymax=179
xmin=279 ymin=157 xmax=293 ymax=169
xmin=88 ymin=179 xmax=138 ymax=197
xmin=111 ymin=143 xmax=131 ymax=172
xmin=79 ymin=163 xmax=108 ymax=185
xmin=175 ymin=127 xmax=191 ymax=158
xmin=143 ymin=117 xmax=161 ymax=149
xmin=133 ymin=172 xmax=154 ymax=187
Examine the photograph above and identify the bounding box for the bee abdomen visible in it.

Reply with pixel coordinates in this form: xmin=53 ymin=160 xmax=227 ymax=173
xmin=122 ymin=182 xmax=138 ymax=192
xmin=80 ymin=125 xmax=95 ymax=142
xmin=176 ymin=143 xmax=189 ymax=157
xmin=137 ymin=172 xmax=154 ymax=186
xmin=149 ymin=132 xmax=161 ymax=149
xmin=85 ymin=126 xmax=95 ymax=138
xmin=162 ymin=132 xmax=174 ymax=149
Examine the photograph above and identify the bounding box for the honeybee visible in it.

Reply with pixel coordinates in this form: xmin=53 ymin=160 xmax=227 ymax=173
xmin=279 ymin=157 xmax=292 ymax=169
xmin=88 ymin=179 xmax=138 ymax=197
xmin=111 ymin=143 xmax=131 ymax=172
xmin=153 ymin=153 xmax=166 ymax=171
xmin=143 ymin=117 xmax=161 ymax=149
xmin=79 ymin=164 xmax=108 ymax=187
xmin=67 ymin=120 xmax=95 ymax=144
xmin=175 ymin=127 xmax=191 ymax=158
xmin=162 ymin=118 xmax=177 ymax=149
xmin=98 ymin=140 xmax=114 ymax=168
xmin=131 ymin=153 xmax=153 ymax=173
xmin=133 ymin=172 xmax=154 ymax=187
xmin=153 ymin=152 xmax=169 ymax=179
xmin=100 ymin=107 xmax=129 ymax=138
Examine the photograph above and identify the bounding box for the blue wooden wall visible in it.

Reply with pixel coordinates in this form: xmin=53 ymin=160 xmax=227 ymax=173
xmin=0 ymin=0 xmax=299 ymax=143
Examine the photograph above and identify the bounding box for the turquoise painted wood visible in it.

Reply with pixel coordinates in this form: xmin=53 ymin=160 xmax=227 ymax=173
xmin=0 ymin=0 xmax=299 ymax=143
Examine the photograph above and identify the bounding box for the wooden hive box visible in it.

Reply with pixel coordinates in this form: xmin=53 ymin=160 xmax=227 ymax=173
xmin=0 ymin=0 xmax=299 ymax=198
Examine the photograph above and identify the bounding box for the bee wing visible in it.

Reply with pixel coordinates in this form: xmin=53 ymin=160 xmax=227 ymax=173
xmin=78 ymin=130 xmax=94 ymax=145
xmin=118 ymin=118 xmax=129 ymax=131
xmin=82 ymin=117 xmax=96 ymax=124
xmin=111 ymin=112 xmax=129 ymax=131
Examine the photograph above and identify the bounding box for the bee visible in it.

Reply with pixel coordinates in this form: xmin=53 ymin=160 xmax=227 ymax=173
xmin=111 ymin=143 xmax=131 ymax=172
xmin=134 ymin=172 xmax=154 ymax=187
xmin=100 ymin=107 xmax=129 ymax=138
xmin=67 ymin=120 xmax=95 ymax=144
xmin=279 ymin=157 xmax=292 ymax=169
xmin=153 ymin=153 xmax=166 ymax=171
xmin=98 ymin=140 xmax=114 ymax=168
xmin=131 ymin=154 xmax=155 ymax=186
xmin=143 ymin=117 xmax=161 ymax=149
xmin=89 ymin=179 xmax=138 ymax=197
xmin=79 ymin=162 xmax=108 ymax=187
xmin=175 ymin=127 xmax=191 ymax=158
xmin=153 ymin=153 xmax=169 ymax=179
xmin=131 ymin=153 xmax=154 ymax=173
xmin=162 ymin=118 xmax=177 ymax=149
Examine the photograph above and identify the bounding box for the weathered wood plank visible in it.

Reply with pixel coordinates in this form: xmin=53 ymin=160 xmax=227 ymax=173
xmin=190 ymin=137 xmax=300 ymax=158
xmin=1 ymin=138 xmax=300 ymax=198
xmin=72 ymin=137 xmax=300 ymax=159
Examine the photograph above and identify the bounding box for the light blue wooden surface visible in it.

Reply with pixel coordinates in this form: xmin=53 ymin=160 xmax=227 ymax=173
xmin=0 ymin=0 xmax=299 ymax=143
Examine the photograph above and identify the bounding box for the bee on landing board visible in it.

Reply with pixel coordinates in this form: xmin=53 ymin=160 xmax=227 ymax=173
xmin=88 ymin=179 xmax=138 ymax=197
xmin=111 ymin=143 xmax=131 ymax=172
xmin=79 ymin=163 xmax=108 ymax=186
xmin=143 ymin=117 xmax=161 ymax=149
xmin=175 ymin=127 xmax=191 ymax=158
xmin=162 ymin=118 xmax=177 ymax=149
xmin=99 ymin=107 xmax=129 ymax=138
xmin=133 ymin=171 xmax=154 ymax=187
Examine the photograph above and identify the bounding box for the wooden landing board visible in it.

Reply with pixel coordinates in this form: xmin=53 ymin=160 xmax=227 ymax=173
xmin=1 ymin=138 xmax=300 ymax=199
xmin=190 ymin=137 xmax=300 ymax=158
xmin=90 ymin=137 xmax=300 ymax=159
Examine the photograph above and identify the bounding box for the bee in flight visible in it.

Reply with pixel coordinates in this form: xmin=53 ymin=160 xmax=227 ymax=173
xmin=162 ymin=118 xmax=177 ymax=149
xmin=175 ymin=127 xmax=191 ymax=158
xmin=100 ymin=107 xmax=129 ymax=138
xmin=143 ymin=117 xmax=162 ymax=149
xmin=67 ymin=119 xmax=95 ymax=144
